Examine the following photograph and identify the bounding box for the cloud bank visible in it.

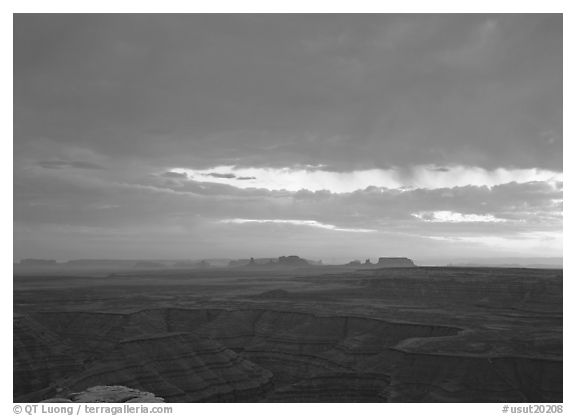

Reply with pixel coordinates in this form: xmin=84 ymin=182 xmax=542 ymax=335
xmin=13 ymin=14 xmax=562 ymax=262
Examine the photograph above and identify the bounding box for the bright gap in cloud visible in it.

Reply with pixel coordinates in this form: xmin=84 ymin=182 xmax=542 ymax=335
xmin=220 ymin=218 xmax=376 ymax=233
xmin=427 ymin=231 xmax=562 ymax=254
xmin=412 ymin=211 xmax=508 ymax=223
xmin=171 ymin=165 xmax=562 ymax=193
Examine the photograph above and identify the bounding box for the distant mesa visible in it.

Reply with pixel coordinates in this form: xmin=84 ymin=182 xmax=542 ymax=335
xmin=16 ymin=256 xmax=414 ymax=271
xmin=227 ymin=259 xmax=246 ymax=267
xmin=346 ymin=257 xmax=416 ymax=268
xmin=278 ymin=255 xmax=309 ymax=267
xmin=199 ymin=258 xmax=231 ymax=267
xmin=196 ymin=260 xmax=210 ymax=268
xmin=228 ymin=258 xmax=278 ymax=267
xmin=377 ymin=257 xmax=416 ymax=267
xmin=228 ymin=255 xmax=314 ymax=268
xmin=171 ymin=260 xmax=211 ymax=269
xmin=65 ymin=259 xmax=137 ymax=267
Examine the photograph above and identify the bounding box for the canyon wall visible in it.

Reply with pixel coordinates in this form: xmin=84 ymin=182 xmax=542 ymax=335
xmin=14 ymin=306 xmax=560 ymax=402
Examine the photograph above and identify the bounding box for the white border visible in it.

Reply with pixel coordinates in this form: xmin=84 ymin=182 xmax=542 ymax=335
xmin=5 ymin=4 xmax=571 ymax=415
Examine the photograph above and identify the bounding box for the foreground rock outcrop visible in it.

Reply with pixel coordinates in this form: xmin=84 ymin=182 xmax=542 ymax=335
xmin=41 ymin=385 xmax=165 ymax=403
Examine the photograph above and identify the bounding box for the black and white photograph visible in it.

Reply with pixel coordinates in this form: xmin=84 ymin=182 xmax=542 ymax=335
xmin=12 ymin=11 xmax=564 ymax=409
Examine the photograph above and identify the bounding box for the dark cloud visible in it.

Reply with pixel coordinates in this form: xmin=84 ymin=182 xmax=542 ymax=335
xmin=205 ymin=172 xmax=237 ymax=179
xmin=14 ymin=14 xmax=561 ymax=172
xmin=236 ymin=176 xmax=257 ymax=180
xmin=160 ymin=171 xmax=188 ymax=179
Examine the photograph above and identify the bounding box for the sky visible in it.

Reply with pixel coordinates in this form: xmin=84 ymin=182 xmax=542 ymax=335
xmin=13 ymin=14 xmax=563 ymax=263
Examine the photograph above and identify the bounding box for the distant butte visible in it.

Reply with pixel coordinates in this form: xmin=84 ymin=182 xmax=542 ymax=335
xmin=376 ymin=257 xmax=416 ymax=267
xmin=229 ymin=255 xmax=313 ymax=268
xmin=347 ymin=257 xmax=416 ymax=268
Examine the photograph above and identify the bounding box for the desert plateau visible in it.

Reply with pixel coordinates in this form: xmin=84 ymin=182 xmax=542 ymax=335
xmin=13 ymin=262 xmax=562 ymax=402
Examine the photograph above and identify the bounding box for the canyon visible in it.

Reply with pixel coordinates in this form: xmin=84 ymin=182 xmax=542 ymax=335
xmin=14 ymin=266 xmax=562 ymax=402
